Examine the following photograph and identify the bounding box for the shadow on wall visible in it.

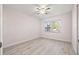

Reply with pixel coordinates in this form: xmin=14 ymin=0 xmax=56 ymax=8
xmin=0 ymin=42 xmax=2 ymax=48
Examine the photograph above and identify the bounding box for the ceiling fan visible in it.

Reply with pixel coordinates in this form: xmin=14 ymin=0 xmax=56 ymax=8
xmin=35 ymin=4 xmax=51 ymax=15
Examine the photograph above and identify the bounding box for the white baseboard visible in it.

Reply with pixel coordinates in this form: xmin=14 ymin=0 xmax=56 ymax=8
xmin=4 ymin=36 xmax=71 ymax=48
xmin=3 ymin=36 xmax=40 ymax=48
xmin=41 ymin=36 xmax=71 ymax=43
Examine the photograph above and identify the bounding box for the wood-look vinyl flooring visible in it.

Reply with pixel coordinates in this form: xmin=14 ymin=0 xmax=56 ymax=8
xmin=3 ymin=38 xmax=75 ymax=55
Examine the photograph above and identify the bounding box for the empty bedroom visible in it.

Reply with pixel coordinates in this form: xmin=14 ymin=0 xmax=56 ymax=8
xmin=3 ymin=4 xmax=78 ymax=55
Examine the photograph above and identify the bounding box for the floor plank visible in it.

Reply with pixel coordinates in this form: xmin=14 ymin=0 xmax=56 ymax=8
xmin=3 ymin=38 xmax=75 ymax=55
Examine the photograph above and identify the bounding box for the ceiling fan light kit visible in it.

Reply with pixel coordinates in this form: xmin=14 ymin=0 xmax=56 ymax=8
xmin=35 ymin=5 xmax=51 ymax=15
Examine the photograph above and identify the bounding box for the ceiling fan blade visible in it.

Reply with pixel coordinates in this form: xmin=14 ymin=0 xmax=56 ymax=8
xmin=46 ymin=8 xmax=50 ymax=10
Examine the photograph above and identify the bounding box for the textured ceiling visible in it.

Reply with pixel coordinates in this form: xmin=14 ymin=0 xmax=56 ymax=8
xmin=3 ymin=4 xmax=73 ymax=19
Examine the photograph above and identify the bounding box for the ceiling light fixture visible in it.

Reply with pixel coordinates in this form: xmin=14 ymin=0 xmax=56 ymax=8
xmin=35 ymin=4 xmax=51 ymax=15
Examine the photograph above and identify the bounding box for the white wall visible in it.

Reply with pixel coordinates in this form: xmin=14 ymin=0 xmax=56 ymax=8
xmin=0 ymin=5 xmax=1 ymax=42
xmin=72 ymin=5 xmax=77 ymax=54
xmin=78 ymin=5 xmax=79 ymax=40
xmin=3 ymin=8 xmax=41 ymax=48
xmin=78 ymin=5 xmax=79 ymax=54
xmin=41 ymin=12 xmax=72 ymax=42
xmin=0 ymin=4 xmax=1 ymax=55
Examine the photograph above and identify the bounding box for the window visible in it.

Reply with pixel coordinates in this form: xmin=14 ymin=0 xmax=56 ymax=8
xmin=44 ymin=20 xmax=62 ymax=33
